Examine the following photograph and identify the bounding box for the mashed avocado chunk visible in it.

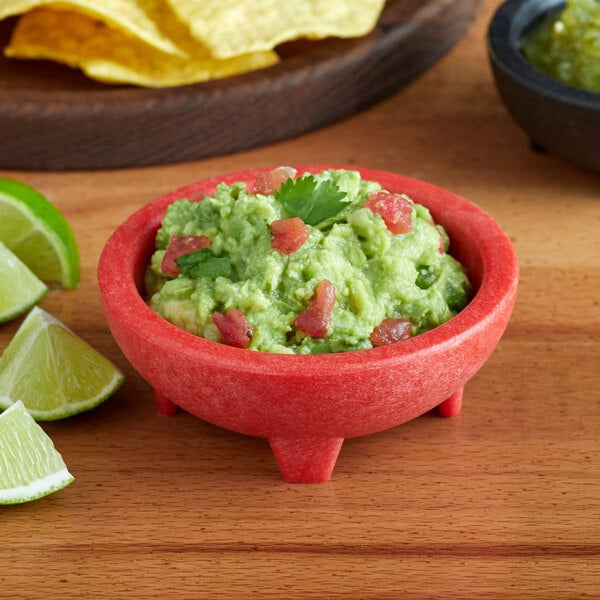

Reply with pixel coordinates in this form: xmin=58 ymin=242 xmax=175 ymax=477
xmin=522 ymin=0 xmax=600 ymax=94
xmin=146 ymin=168 xmax=470 ymax=354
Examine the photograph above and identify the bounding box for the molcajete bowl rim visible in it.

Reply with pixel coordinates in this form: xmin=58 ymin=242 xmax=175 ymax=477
xmin=487 ymin=0 xmax=600 ymax=110
xmin=98 ymin=165 xmax=518 ymax=376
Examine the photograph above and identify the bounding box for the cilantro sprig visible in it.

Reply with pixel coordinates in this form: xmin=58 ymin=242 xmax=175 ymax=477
xmin=274 ymin=174 xmax=349 ymax=226
xmin=175 ymin=249 xmax=231 ymax=279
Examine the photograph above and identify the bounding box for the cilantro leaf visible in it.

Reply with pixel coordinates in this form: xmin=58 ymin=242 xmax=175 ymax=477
xmin=175 ymin=249 xmax=231 ymax=279
xmin=274 ymin=174 xmax=349 ymax=226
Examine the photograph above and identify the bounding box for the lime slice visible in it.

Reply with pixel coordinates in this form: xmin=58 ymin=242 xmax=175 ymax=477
xmin=0 ymin=401 xmax=74 ymax=504
xmin=0 ymin=307 xmax=124 ymax=420
xmin=0 ymin=178 xmax=80 ymax=289
xmin=0 ymin=241 xmax=48 ymax=323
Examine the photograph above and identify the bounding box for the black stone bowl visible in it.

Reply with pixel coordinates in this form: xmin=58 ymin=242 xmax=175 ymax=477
xmin=487 ymin=0 xmax=600 ymax=171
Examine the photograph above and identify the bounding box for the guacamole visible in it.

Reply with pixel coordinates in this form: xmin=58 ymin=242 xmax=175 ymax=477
xmin=522 ymin=0 xmax=600 ymax=94
xmin=145 ymin=168 xmax=470 ymax=354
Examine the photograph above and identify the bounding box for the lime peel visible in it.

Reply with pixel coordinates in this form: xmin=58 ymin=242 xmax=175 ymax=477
xmin=0 ymin=467 xmax=74 ymax=504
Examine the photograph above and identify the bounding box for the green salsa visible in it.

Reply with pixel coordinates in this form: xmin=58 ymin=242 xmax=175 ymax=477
xmin=522 ymin=0 xmax=600 ymax=94
xmin=146 ymin=169 xmax=470 ymax=354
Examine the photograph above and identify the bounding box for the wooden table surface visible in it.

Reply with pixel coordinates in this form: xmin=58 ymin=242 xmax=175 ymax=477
xmin=1 ymin=1 xmax=599 ymax=598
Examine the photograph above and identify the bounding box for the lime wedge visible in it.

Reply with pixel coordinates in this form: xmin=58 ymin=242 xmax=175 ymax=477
xmin=0 ymin=401 xmax=74 ymax=504
xmin=0 ymin=307 xmax=124 ymax=420
xmin=0 ymin=178 xmax=80 ymax=289
xmin=0 ymin=241 xmax=48 ymax=323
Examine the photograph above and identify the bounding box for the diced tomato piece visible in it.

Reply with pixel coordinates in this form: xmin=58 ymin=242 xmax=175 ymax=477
xmin=212 ymin=309 xmax=254 ymax=349
xmin=270 ymin=217 xmax=309 ymax=255
xmin=293 ymin=280 xmax=336 ymax=338
xmin=250 ymin=166 xmax=297 ymax=195
xmin=161 ymin=235 xmax=211 ymax=275
xmin=249 ymin=172 xmax=272 ymax=195
xmin=365 ymin=191 xmax=413 ymax=234
xmin=370 ymin=318 xmax=412 ymax=347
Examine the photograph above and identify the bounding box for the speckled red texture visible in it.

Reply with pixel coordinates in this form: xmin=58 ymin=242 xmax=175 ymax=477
xmin=98 ymin=166 xmax=519 ymax=483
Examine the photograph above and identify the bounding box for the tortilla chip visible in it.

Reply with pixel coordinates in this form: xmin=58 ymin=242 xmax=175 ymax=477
xmin=5 ymin=6 xmax=279 ymax=87
xmin=0 ymin=0 xmax=184 ymax=57
xmin=165 ymin=0 xmax=387 ymax=60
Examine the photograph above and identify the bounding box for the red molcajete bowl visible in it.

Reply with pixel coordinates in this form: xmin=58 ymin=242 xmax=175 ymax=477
xmin=98 ymin=166 xmax=518 ymax=483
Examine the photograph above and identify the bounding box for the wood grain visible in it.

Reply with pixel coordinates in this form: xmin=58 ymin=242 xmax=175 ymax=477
xmin=1 ymin=1 xmax=599 ymax=598
xmin=0 ymin=0 xmax=480 ymax=170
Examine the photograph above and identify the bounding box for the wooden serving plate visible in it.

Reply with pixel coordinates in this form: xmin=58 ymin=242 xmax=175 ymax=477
xmin=0 ymin=0 xmax=480 ymax=170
